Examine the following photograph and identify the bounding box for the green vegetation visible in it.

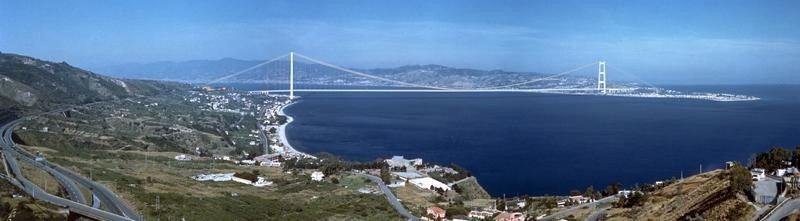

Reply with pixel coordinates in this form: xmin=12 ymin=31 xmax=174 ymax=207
xmin=614 ymin=192 xmax=647 ymax=208
xmin=0 ymin=52 xmax=185 ymax=110
xmin=751 ymin=146 xmax=799 ymax=172
xmin=13 ymin=90 xmax=405 ymax=220
xmin=728 ymin=163 xmax=752 ymax=194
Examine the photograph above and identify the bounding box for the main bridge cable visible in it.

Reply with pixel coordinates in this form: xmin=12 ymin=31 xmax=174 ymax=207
xmin=292 ymin=53 xmax=452 ymax=90
xmin=206 ymin=53 xmax=290 ymax=85
xmin=209 ymin=52 xmax=601 ymax=92
xmin=474 ymin=62 xmax=599 ymax=90
xmin=606 ymin=65 xmax=659 ymax=89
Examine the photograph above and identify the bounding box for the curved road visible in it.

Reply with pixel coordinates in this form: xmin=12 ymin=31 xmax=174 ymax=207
xmin=0 ymin=114 xmax=140 ymax=221
xmin=364 ymin=174 xmax=419 ymax=221
xmin=1 ymin=119 xmax=85 ymax=204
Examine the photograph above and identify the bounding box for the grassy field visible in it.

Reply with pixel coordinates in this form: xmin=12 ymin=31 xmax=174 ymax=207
xmin=18 ymin=161 xmax=63 ymax=197
xmin=0 ymin=175 xmax=66 ymax=220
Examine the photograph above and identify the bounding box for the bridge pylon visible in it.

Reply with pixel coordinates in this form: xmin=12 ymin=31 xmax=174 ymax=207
xmin=598 ymin=61 xmax=607 ymax=94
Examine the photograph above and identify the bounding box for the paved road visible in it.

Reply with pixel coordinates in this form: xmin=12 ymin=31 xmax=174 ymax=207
xmin=0 ymin=114 xmax=138 ymax=221
xmin=762 ymin=198 xmax=800 ymax=221
xmin=3 ymin=148 xmax=84 ymax=204
xmin=446 ymin=176 xmax=474 ymax=187
xmin=1 ymin=118 xmax=87 ymax=204
xmin=1 ymin=148 xmax=132 ymax=221
xmin=539 ymin=196 xmax=617 ymax=221
xmin=364 ymin=174 xmax=419 ymax=221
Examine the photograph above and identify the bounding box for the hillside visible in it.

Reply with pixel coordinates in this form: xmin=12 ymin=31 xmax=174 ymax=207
xmin=0 ymin=52 xmax=187 ymax=110
xmin=605 ymin=169 xmax=755 ymax=221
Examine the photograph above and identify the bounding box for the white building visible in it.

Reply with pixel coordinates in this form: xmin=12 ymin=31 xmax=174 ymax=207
xmin=311 ymin=171 xmax=325 ymax=181
xmin=192 ymin=173 xmax=235 ymax=182
xmin=409 ymin=177 xmax=450 ymax=191
xmin=387 ymin=181 xmax=406 ymax=188
xmin=751 ymin=168 xmax=766 ymax=181
xmin=385 ymin=156 xmax=423 ymax=168
xmin=174 ymin=154 xmax=192 ymax=161
xmin=253 ymin=177 xmax=273 ymax=187
xmin=232 ymin=176 xmax=253 ymax=185
xmin=468 ymin=210 xmax=494 ymax=219
xmin=259 ymin=160 xmax=282 ymax=167
xmin=391 ymin=171 xmax=423 ymax=180
xmin=569 ymin=195 xmax=593 ymax=204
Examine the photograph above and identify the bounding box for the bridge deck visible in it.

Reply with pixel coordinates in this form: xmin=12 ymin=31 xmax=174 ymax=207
xmin=255 ymin=88 xmax=636 ymax=93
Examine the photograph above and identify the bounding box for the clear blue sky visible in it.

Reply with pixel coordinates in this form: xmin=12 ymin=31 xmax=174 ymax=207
xmin=1 ymin=0 xmax=798 ymax=84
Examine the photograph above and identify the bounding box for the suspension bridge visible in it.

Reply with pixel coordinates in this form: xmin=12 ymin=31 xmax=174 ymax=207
xmin=206 ymin=52 xmax=646 ymax=99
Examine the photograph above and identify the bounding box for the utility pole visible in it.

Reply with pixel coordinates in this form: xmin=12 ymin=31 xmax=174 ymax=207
xmin=43 ymin=173 xmax=47 ymax=193
xmin=156 ymin=194 xmax=161 ymax=221
xmin=145 ymin=146 xmax=148 ymax=171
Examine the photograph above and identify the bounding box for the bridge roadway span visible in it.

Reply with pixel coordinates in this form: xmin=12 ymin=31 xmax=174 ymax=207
xmin=254 ymin=88 xmax=635 ymax=93
xmin=1 ymin=114 xmax=140 ymax=221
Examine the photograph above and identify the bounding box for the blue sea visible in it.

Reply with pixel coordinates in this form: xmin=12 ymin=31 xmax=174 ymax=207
xmin=230 ymin=84 xmax=800 ymax=196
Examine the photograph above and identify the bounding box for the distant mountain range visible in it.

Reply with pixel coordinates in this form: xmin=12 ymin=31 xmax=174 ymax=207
xmin=0 ymin=52 xmax=186 ymax=110
xmin=93 ymin=58 xmax=620 ymax=89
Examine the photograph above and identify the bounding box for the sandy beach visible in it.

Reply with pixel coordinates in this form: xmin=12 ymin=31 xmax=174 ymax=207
xmin=276 ymin=100 xmax=316 ymax=159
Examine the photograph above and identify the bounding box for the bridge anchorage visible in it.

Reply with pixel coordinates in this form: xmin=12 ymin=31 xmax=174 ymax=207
xmin=207 ymin=52 xmax=641 ymax=97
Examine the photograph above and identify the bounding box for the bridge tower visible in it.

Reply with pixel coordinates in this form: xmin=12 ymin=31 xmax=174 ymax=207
xmin=597 ymin=61 xmax=607 ymax=94
xmin=289 ymin=52 xmax=294 ymax=99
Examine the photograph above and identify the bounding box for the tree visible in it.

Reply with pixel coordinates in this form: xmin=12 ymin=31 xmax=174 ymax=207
xmin=614 ymin=192 xmax=647 ymax=208
xmin=445 ymin=206 xmax=468 ymax=218
xmin=584 ymin=186 xmax=596 ymax=199
xmin=603 ymin=182 xmax=623 ymax=196
xmin=452 ymin=184 xmax=463 ymax=194
xmin=751 ymin=147 xmax=791 ymax=172
xmin=380 ymin=165 xmax=391 ymax=183
xmin=729 ymin=163 xmax=753 ymax=194
xmin=496 ymin=199 xmax=506 ymax=211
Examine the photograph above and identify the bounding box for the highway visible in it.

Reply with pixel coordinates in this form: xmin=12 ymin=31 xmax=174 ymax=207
xmin=0 ymin=122 xmax=87 ymax=205
xmin=0 ymin=112 xmax=140 ymax=221
xmin=364 ymin=174 xmax=419 ymax=221
xmin=762 ymin=198 xmax=800 ymax=221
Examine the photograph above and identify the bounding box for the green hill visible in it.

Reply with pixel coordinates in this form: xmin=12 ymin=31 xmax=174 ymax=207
xmin=0 ymin=52 xmax=186 ymax=110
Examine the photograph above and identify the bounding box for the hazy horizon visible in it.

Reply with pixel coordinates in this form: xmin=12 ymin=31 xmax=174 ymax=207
xmin=1 ymin=0 xmax=799 ymax=84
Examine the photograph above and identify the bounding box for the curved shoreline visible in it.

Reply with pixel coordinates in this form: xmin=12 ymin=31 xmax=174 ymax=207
xmin=276 ymin=99 xmax=316 ymax=159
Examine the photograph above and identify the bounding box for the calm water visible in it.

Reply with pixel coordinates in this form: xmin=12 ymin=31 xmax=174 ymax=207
xmin=267 ymin=85 xmax=800 ymax=196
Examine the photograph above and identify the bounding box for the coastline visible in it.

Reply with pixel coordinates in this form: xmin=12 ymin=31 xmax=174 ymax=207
xmin=276 ymin=98 xmax=317 ymax=159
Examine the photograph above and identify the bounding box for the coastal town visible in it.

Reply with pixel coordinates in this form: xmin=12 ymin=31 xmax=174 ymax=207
xmin=169 ymin=87 xmax=651 ymax=220
xmin=172 ymin=87 xmax=797 ymax=221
